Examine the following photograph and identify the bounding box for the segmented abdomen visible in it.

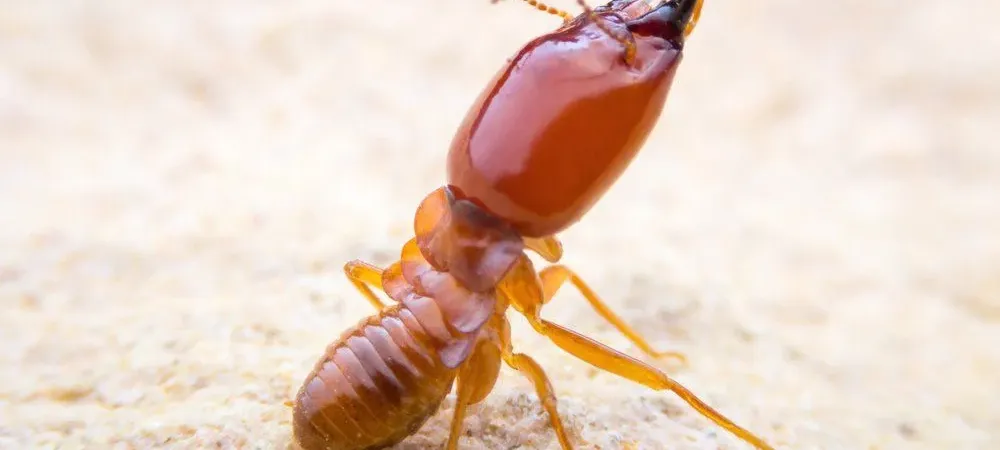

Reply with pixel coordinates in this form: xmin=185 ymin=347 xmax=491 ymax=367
xmin=292 ymin=301 xmax=471 ymax=450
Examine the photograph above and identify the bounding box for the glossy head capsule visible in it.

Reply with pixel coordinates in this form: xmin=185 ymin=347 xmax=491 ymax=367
xmin=446 ymin=0 xmax=696 ymax=237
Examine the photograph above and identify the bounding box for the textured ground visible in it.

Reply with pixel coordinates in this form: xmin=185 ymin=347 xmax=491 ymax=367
xmin=2 ymin=1 xmax=999 ymax=449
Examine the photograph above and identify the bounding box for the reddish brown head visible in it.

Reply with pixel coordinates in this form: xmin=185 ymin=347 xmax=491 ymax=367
xmin=446 ymin=0 xmax=700 ymax=237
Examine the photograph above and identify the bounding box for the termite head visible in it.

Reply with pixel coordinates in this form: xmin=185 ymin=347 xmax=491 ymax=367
xmin=446 ymin=0 xmax=705 ymax=237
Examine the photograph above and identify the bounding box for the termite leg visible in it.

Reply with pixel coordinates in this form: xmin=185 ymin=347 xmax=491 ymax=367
xmin=343 ymin=260 xmax=388 ymax=310
xmin=521 ymin=316 xmax=774 ymax=450
xmin=499 ymin=318 xmax=573 ymax=449
xmin=448 ymin=332 xmax=506 ymax=450
xmin=445 ymin=370 xmax=476 ymax=450
xmin=523 ymin=235 xmax=564 ymax=263
xmin=538 ymin=264 xmax=687 ymax=365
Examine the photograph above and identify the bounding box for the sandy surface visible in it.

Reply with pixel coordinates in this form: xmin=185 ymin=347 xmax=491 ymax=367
xmin=2 ymin=1 xmax=999 ymax=449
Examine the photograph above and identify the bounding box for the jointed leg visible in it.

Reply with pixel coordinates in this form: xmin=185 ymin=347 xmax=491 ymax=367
xmin=502 ymin=351 xmax=572 ymax=449
xmin=522 ymin=316 xmax=774 ymax=450
xmin=523 ymin=236 xmax=564 ymax=263
xmin=446 ymin=370 xmax=475 ymax=450
xmin=343 ymin=260 xmax=388 ymax=310
xmin=498 ymin=316 xmax=572 ymax=449
xmin=538 ymin=264 xmax=687 ymax=364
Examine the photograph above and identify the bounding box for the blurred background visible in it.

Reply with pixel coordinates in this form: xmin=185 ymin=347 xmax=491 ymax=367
xmin=1 ymin=0 xmax=998 ymax=449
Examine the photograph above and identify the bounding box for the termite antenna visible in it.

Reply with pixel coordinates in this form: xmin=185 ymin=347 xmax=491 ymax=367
xmin=523 ymin=0 xmax=574 ymax=21
xmin=491 ymin=0 xmax=572 ymax=22
xmin=575 ymin=0 xmax=638 ymax=65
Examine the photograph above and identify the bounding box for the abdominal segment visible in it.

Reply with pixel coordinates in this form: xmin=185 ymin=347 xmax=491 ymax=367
xmin=293 ymin=302 xmax=468 ymax=450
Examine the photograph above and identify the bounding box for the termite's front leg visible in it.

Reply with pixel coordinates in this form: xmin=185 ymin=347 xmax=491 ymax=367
xmin=343 ymin=260 xmax=389 ymax=310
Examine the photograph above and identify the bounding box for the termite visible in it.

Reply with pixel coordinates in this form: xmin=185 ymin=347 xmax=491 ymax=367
xmin=291 ymin=0 xmax=775 ymax=449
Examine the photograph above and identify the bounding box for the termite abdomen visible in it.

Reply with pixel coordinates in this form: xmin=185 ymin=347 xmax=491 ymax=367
xmin=293 ymin=303 xmax=464 ymax=450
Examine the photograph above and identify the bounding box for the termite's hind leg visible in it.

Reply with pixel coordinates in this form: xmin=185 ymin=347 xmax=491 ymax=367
xmin=343 ymin=260 xmax=388 ymax=310
xmin=538 ymin=264 xmax=687 ymax=365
